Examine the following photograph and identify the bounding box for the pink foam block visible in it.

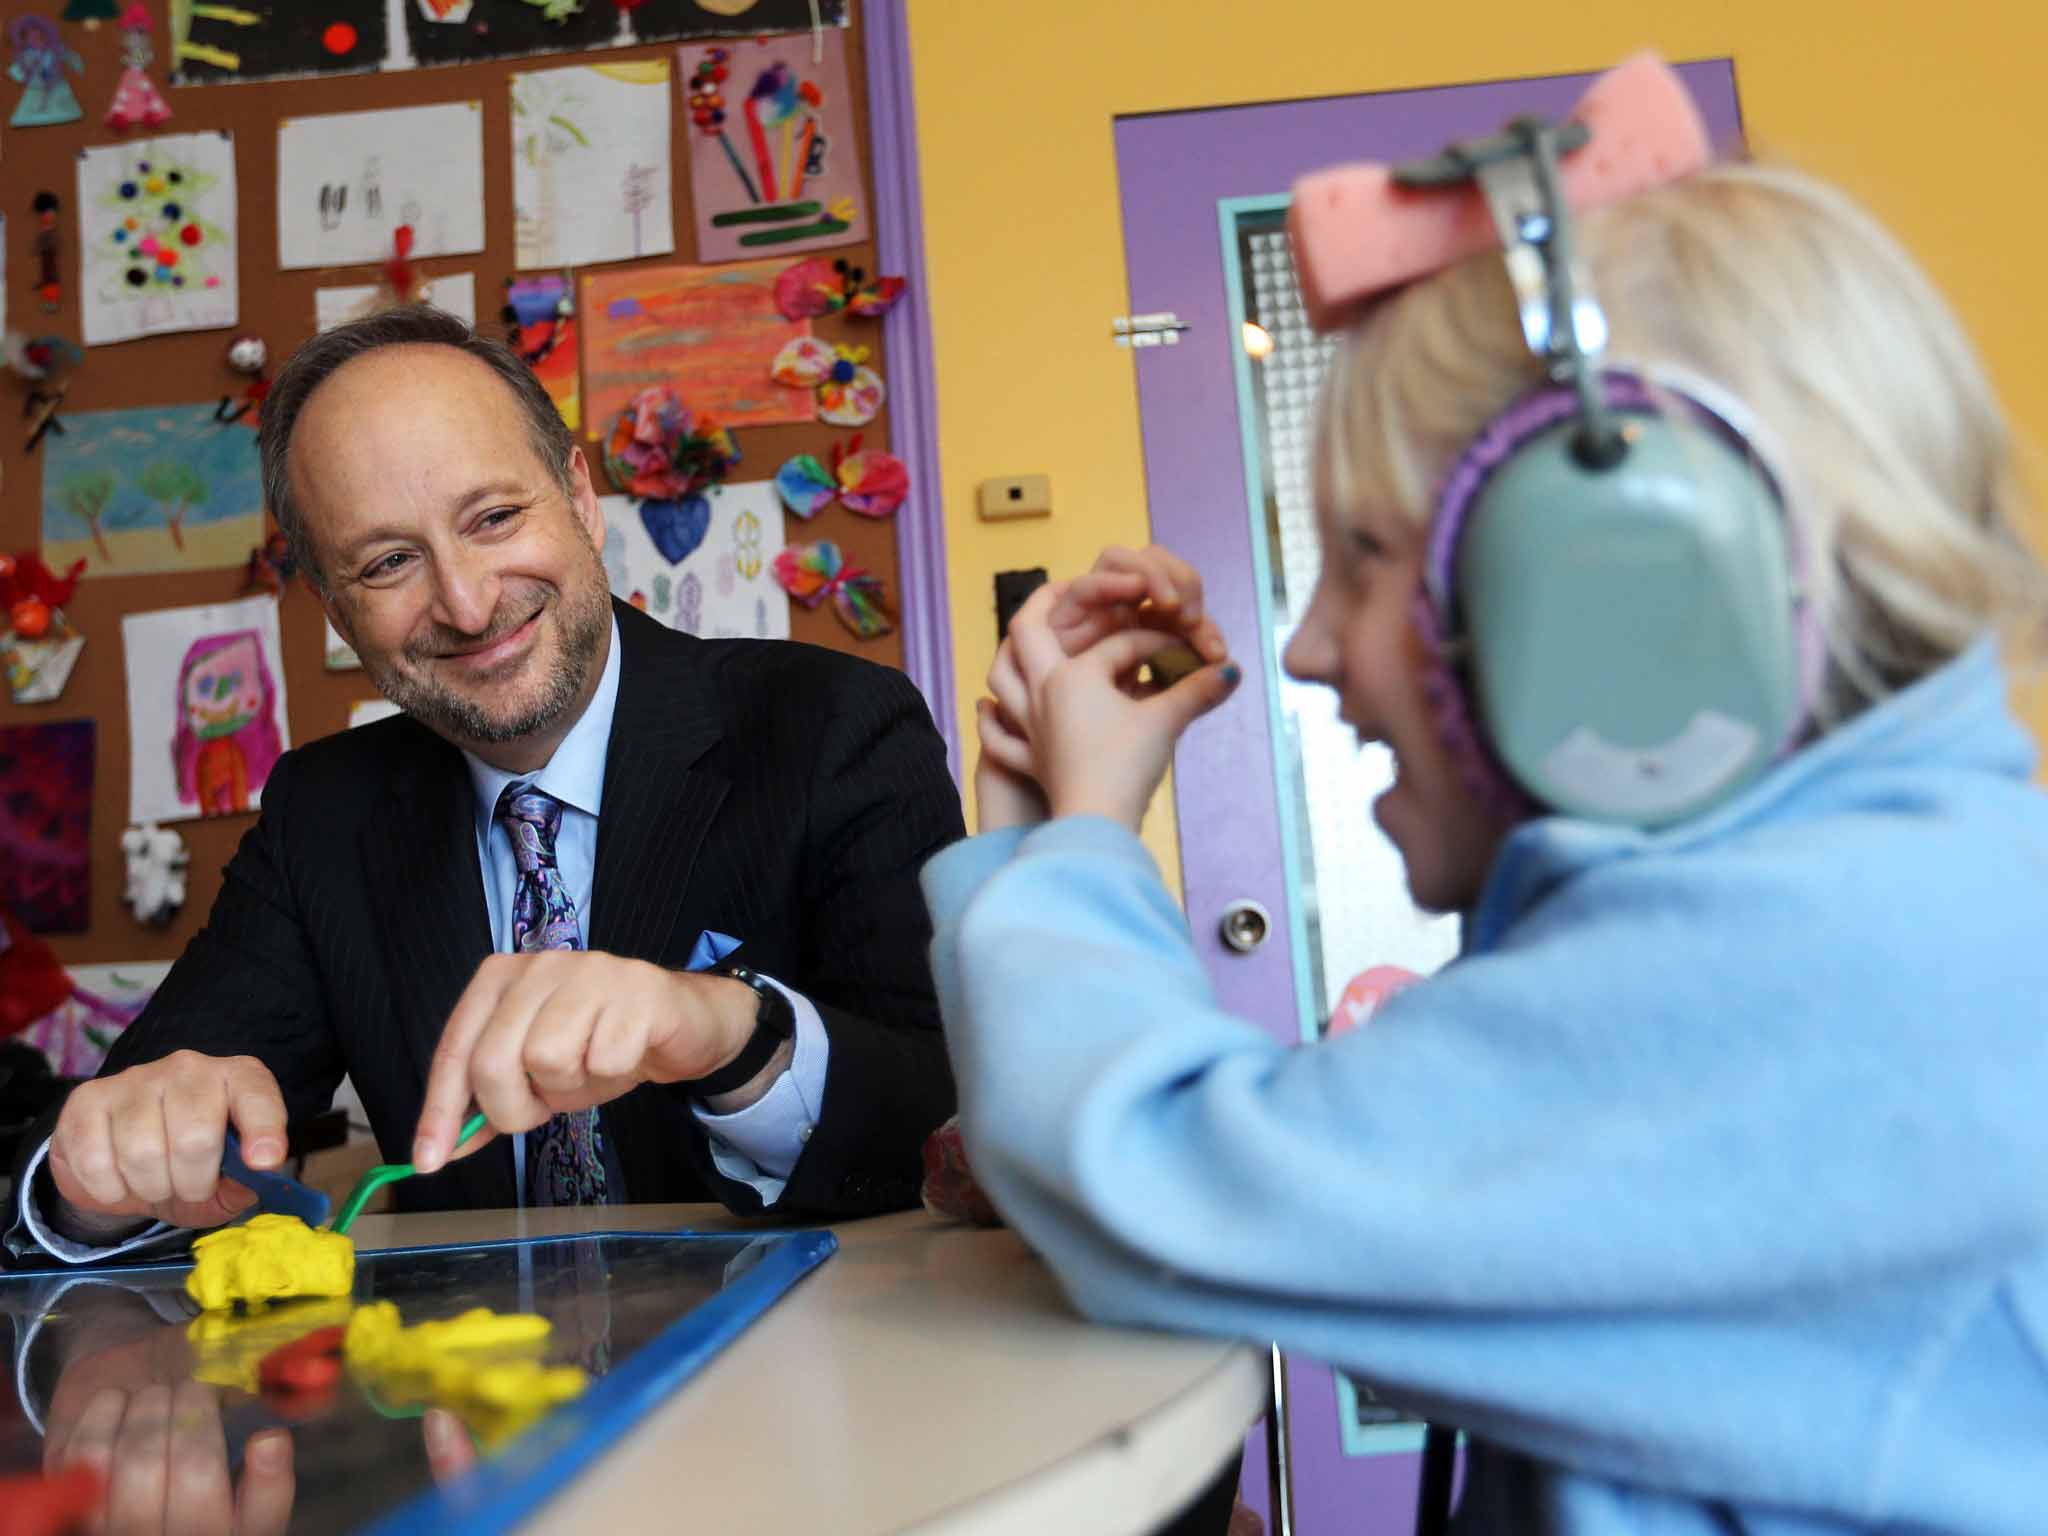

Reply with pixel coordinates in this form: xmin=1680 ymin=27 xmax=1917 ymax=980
xmin=1287 ymin=52 xmax=1712 ymax=333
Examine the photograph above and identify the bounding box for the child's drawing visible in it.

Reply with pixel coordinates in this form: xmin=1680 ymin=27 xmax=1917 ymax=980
xmin=42 ymin=404 xmax=263 ymax=576
xmin=512 ymin=60 xmax=673 ymax=271
xmin=123 ymin=596 xmax=291 ymax=825
xmin=277 ymin=102 xmax=485 ymax=269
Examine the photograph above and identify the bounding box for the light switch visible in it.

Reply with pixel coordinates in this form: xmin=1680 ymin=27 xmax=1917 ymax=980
xmin=978 ymin=475 xmax=1052 ymax=520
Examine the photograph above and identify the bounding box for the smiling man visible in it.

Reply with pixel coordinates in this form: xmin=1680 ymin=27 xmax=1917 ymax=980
xmin=5 ymin=305 xmax=965 ymax=1267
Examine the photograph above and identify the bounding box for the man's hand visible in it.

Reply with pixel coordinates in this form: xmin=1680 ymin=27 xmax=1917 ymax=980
xmin=48 ymin=1052 xmax=288 ymax=1233
xmin=411 ymin=951 xmax=767 ymax=1174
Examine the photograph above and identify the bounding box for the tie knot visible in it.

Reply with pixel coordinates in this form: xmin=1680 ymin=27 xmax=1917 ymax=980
xmin=495 ymin=784 xmax=565 ymax=874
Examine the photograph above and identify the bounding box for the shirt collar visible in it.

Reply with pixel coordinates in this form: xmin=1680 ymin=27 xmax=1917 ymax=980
xmin=464 ymin=616 xmax=623 ymax=842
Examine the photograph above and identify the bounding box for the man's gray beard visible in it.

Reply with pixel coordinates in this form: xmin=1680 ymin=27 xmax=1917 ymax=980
xmin=369 ymin=577 xmax=610 ymax=746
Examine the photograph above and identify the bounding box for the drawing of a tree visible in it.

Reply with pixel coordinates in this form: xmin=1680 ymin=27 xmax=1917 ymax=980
xmin=136 ymin=460 xmax=209 ymax=550
xmin=57 ymin=470 xmax=117 ymax=564
xmin=622 ymin=163 xmax=655 ymax=257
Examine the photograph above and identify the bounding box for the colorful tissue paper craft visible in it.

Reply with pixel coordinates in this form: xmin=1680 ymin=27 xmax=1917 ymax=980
xmin=602 ymin=386 xmax=740 ymax=565
xmin=773 ymin=257 xmax=905 ymax=322
xmin=0 ymin=721 xmax=94 ymax=935
xmin=8 ymin=17 xmax=84 ymax=129
xmin=105 ymin=4 xmax=171 ymax=132
xmin=512 ymin=59 xmax=675 ymax=271
xmin=169 ymin=0 xmax=385 ymax=85
xmin=0 ymin=552 xmax=87 ymax=705
xmin=77 ymin=133 xmax=240 ymax=347
xmin=600 ymin=484 xmax=789 ymax=642
xmin=581 ymin=259 xmax=813 ymax=434
xmin=504 ymin=273 xmax=579 ymax=430
xmin=770 ymin=336 xmax=884 ymax=428
xmin=683 ymin=33 xmax=867 ymax=263
xmin=43 ymin=404 xmax=263 ymax=576
xmin=773 ymin=540 xmax=893 ymax=642
xmin=774 ymin=435 xmax=908 ymax=520
xmin=122 ymin=595 xmax=290 ymax=825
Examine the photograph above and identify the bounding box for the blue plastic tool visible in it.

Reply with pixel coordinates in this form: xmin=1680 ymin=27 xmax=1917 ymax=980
xmin=220 ymin=1132 xmax=331 ymax=1228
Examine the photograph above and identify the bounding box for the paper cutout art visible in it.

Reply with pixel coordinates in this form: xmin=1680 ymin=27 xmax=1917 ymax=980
xmin=581 ymin=259 xmax=812 ymax=436
xmin=44 ymin=404 xmax=263 ymax=576
xmin=20 ymin=960 xmax=169 ymax=1079
xmin=770 ymin=336 xmax=883 ymax=427
xmin=513 ymin=60 xmax=675 ymax=271
xmin=123 ymin=595 xmax=290 ymax=825
xmin=277 ymin=102 xmax=485 ymax=270
xmin=315 ymin=271 xmax=476 ymax=333
xmin=775 ymin=436 xmax=907 ymax=520
xmin=169 ymin=0 xmax=385 ymax=85
xmin=684 ymin=33 xmax=866 ymax=263
xmin=106 ymin=5 xmax=172 ymax=132
xmin=121 ymin=824 xmax=190 ymax=925
xmin=599 ymin=484 xmax=788 ymax=641
xmin=7 ymin=332 xmax=81 ymax=453
xmin=774 ymin=256 xmax=904 ymax=322
xmin=78 ymin=133 xmax=239 ymax=346
xmin=504 ymin=274 xmax=579 ymax=430
xmin=0 ymin=553 xmax=87 ymax=704
xmin=773 ymin=540 xmax=892 ymax=641
xmin=0 ymin=722 xmax=94 ymax=935
xmin=8 ymin=17 xmax=83 ymax=129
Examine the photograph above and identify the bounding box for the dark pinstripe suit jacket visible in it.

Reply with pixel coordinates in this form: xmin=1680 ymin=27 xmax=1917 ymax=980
xmin=56 ymin=601 xmax=965 ymax=1224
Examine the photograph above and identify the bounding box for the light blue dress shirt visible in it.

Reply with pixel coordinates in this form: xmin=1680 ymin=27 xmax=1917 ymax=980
xmin=460 ymin=618 xmax=827 ymax=1207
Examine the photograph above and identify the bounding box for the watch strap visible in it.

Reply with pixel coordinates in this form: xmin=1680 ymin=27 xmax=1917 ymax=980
xmin=684 ymin=965 xmax=795 ymax=1097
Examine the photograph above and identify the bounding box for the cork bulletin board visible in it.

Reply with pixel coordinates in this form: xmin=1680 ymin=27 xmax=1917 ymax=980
xmin=0 ymin=0 xmax=908 ymax=970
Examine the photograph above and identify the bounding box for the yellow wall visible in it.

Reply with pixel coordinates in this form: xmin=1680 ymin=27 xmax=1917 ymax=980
xmin=909 ymin=0 xmax=2048 ymax=880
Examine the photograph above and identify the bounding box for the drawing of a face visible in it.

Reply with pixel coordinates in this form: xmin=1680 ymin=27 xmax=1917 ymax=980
xmin=183 ymin=634 xmax=263 ymax=739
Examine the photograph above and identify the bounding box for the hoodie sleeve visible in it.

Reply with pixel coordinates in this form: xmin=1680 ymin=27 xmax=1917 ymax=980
xmin=936 ymin=813 xmax=2048 ymax=1502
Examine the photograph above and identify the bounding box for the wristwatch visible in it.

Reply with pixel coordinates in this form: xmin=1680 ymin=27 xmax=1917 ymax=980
xmin=685 ymin=964 xmax=797 ymax=1096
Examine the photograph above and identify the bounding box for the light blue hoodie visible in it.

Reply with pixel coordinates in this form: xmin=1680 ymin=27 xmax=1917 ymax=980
xmin=923 ymin=642 xmax=2048 ymax=1534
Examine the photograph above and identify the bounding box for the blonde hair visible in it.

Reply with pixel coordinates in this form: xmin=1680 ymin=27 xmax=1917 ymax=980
xmin=1316 ymin=160 xmax=2048 ymax=725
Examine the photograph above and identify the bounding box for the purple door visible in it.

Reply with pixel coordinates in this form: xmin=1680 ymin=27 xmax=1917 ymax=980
xmin=1112 ymin=62 xmax=1743 ymax=1536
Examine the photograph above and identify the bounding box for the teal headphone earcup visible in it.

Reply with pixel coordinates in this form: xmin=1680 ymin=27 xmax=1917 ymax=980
xmin=1432 ymin=374 xmax=1809 ymax=828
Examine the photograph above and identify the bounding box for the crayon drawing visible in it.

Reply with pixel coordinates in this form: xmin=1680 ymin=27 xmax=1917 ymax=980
xmin=512 ymin=60 xmax=674 ymax=271
xmin=276 ymin=101 xmax=485 ymax=270
xmin=581 ymin=260 xmax=812 ymax=437
xmin=122 ymin=596 xmax=291 ymax=825
xmin=42 ymin=405 xmax=263 ymax=576
xmin=599 ymin=483 xmax=789 ymax=642
xmin=682 ymin=31 xmax=867 ymax=263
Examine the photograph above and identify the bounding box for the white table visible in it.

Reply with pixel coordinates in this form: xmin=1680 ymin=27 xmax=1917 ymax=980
xmin=345 ymin=1205 xmax=1267 ymax=1535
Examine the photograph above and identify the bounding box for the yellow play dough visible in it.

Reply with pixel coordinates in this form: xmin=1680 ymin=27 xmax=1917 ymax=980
xmin=344 ymin=1301 xmax=587 ymax=1443
xmin=186 ymin=1214 xmax=356 ymax=1311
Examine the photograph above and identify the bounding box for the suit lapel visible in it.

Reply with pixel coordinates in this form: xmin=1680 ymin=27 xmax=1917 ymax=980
xmin=588 ymin=603 xmax=727 ymax=965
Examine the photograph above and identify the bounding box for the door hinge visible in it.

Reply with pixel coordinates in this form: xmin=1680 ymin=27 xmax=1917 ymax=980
xmin=1112 ymin=311 xmax=1190 ymax=348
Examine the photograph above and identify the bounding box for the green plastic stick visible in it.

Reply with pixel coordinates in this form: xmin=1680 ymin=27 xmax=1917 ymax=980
xmin=331 ymin=1112 xmax=489 ymax=1236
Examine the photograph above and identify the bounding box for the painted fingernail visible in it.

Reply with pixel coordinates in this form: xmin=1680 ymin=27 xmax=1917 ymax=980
xmin=1221 ymin=664 xmax=1242 ymax=686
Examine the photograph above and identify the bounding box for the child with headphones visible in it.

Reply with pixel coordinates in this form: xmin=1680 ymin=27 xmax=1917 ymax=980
xmin=925 ymin=55 xmax=2048 ymax=1533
